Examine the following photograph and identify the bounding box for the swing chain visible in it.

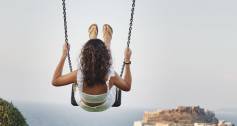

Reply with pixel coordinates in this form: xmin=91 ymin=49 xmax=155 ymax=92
xmin=62 ymin=0 xmax=78 ymax=106
xmin=62 ymin=0 xmax=73 ymax=73
xmin=120 ymin=0 xmax=136 ymax=77
xmin=127 ymin=0 xmax=136 ymax=48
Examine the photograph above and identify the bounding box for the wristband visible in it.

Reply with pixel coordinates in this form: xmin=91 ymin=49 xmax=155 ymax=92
xmin=124 ymin=61 xmax=131 ymax=65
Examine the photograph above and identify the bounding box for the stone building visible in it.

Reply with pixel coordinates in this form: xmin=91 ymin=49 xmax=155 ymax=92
xmin=133 ymin=106 xmax=234 ymax=126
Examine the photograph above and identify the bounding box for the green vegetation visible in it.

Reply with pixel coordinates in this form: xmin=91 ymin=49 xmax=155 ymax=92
xmin=0 ymin=98 xmax=28 ymax=126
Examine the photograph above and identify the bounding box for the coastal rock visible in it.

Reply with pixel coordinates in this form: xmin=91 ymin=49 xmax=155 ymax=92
xmin=143 ymin=106 xmax=218 ymax=124
xmin=134 ymin=106 xmax=234 ymax=126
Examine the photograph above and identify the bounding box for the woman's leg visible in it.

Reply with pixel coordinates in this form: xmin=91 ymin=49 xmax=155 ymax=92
xmin=103 ymin=24 xmax=113 ymax=49
xmin=88 ymin=24 xmax=98 ymax=39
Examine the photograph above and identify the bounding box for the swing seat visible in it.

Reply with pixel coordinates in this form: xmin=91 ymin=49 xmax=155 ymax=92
xmin=72 ymin=84 xmax=118 ymax=111
xmin=71 ymin=85 xmax=121 ymax=107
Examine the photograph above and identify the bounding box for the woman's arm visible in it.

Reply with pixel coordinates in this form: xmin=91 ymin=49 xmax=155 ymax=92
xmin=52 ymin=43 xmax=77 ymax=86
xmin=112 ymin=47 xmax=132 ymax=91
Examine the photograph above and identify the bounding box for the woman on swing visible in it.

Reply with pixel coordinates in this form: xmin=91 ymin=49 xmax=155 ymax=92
xmin=52 ymin=24 xmax=132 ymax=112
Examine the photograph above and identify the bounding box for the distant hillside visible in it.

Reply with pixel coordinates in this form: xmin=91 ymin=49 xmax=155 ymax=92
xmin=0 ymin=98 xmax=28 ymax=126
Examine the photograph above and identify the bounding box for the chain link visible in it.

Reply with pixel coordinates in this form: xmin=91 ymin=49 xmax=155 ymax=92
xmin=120 ymin=0 xmax=136 ymax=77
xmin=62 ymin=0 xmax=73 ymax=73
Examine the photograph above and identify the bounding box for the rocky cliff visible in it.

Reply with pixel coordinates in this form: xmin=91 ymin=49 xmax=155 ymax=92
xmin=134 ymin=106 xmax=234 ymax=126
xmin=143 ymin=106 xmax=218 ymax=124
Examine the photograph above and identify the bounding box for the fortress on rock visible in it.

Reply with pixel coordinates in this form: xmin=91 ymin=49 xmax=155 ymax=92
xmin=134 ymin=106 xmax=234 ymax=126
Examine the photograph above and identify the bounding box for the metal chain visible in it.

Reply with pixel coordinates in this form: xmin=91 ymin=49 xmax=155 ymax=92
xmin=62 ymin=0 xmax=73 ymax=73
xmin=120 ymin=0 xmax=136 ymax=77
xmin=113 ymin=0 xmax=136 ymax=106
xmin=62 ymin=0 xmax=78 ymax=106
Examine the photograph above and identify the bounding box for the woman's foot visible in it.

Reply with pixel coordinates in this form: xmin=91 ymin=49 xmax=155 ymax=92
xmin=88 ymin=24 xmax=98 ymax=39
xmin=103 ymin=24 xmax=113 ymax=49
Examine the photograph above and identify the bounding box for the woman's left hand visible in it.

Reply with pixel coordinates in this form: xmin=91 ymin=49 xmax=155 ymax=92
xmin=62 ymin=42 xmax=70 ymax=57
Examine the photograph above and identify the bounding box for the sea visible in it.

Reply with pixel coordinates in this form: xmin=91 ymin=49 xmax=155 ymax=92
xmin=14 ymin=102 xmax=237 ymax=126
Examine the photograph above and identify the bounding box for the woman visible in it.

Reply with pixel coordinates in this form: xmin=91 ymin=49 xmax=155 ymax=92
xmin=52 ymin=24 xmax=132 ymax=112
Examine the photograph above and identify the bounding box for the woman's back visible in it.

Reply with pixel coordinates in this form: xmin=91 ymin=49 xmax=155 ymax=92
xmin=82 ymin=83 xmax=107 ymax=95
xmin=75 ymin=65 xmax=116 ymax=111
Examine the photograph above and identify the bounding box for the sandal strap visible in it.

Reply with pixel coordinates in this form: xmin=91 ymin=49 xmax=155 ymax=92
xmin=88 ymin=24 xmax=98 ymax=35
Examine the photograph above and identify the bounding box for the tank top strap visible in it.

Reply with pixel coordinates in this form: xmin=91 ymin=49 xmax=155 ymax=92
xmin=105 ymin=66 xmax=116 ymax=93
xmin=77 ymin=68 xmax=84 ymax=92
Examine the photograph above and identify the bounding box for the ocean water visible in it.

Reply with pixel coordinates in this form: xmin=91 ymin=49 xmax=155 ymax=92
xmin=14 ymin=102 xmax=237 ymax=126
xmin=215 ymin=108 xmax=237 ymax=124
xmin=15 ymin=102 xmax=144 ymax=126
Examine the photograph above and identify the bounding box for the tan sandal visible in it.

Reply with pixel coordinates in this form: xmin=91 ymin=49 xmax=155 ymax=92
xmin=103 ymin=24 xmax=113 ymax=48
xmin=88 ymin=24 xmax=98 ymax=39
xmin=103 ymin=24 xmax=113 ymax=37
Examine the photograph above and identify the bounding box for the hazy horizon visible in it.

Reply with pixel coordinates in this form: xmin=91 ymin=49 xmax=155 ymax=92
xmin=0 ymin=0 xmax=237 ymax=110
xmin=13 ymin=101 xmax=237 ymax=126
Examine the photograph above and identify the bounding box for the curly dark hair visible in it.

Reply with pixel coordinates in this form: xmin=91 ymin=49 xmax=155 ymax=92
xmin=80 ymin=39 xmax=111 ymax=87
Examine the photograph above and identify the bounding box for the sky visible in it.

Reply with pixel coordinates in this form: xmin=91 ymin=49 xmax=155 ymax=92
xmin=0 ymin=0 xmax=237 ymax=110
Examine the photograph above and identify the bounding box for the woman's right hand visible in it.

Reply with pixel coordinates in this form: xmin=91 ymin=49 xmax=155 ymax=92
xmin=124 ymin=47 xmax=132 ymax=62
xmin=62 ymin=42 xmax=70 ymax=58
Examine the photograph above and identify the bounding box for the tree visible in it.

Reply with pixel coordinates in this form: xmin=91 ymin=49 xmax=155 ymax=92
xmin=0 ymin=98 xmax=28 ymax=126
